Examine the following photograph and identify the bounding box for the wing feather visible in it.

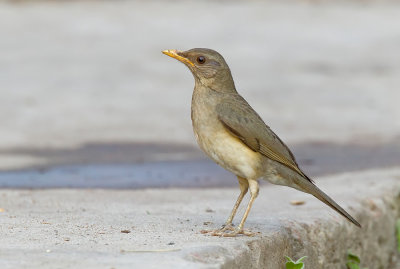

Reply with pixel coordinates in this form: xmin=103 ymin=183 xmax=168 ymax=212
xmin=216 ymin=94 xmax=312 ymax=182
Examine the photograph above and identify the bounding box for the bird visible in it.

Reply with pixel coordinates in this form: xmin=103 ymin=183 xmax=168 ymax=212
xmin=162 ymin=48 xmax=361 ymax=237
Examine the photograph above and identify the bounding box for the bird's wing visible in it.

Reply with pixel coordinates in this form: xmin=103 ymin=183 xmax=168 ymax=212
xmin=216 ymin=94 xmax=312 ymax=182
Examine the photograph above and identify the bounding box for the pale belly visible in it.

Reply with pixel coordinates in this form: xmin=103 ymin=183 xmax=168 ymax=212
xmin=194 ymin=128 xmax=264 ymax=180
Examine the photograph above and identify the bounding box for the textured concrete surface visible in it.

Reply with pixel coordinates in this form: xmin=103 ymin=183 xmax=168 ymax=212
xmin=0 ymin=168 xmax=399 ymax=268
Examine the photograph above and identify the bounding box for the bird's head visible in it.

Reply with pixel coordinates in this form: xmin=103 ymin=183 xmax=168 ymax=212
xmin=163 ymin=48 xmax=236 ymax=92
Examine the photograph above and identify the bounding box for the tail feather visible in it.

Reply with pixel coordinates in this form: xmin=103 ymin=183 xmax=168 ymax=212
xmin=297 ymin=178 xmax=361 ymax=228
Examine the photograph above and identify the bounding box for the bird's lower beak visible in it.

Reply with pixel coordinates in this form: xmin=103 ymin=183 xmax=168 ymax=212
xmin=162 ymin=49 xmax=194 ymax=67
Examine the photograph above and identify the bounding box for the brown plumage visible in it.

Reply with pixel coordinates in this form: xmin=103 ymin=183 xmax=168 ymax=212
xmin=163 ymin=48 xmax=361 ymax=236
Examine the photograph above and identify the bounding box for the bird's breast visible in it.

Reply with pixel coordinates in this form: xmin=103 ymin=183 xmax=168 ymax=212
xmin=192 ymin=114 xmax=263 ymax=180
xmin=190 ymin=86 xmax=264 ymax=179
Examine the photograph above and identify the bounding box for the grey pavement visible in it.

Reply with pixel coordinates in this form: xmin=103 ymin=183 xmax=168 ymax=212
xmin=0 ymin=168 xmax=399 ymax=268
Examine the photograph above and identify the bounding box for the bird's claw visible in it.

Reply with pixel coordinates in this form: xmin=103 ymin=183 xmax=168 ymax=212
xmin=200 ymin=224 xmax=255 ymax=237
xmin=219 ymin=223 xmax=236 ymax=232
xmin=212 ymin=228 xmax=254 ymax=237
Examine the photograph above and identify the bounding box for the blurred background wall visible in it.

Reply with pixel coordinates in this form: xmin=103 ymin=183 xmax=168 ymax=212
xmin=0 ymin=0 xmax=399 ymax=172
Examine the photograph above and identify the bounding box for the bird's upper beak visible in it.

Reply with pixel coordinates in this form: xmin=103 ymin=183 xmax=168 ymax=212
xmin=162 ymin=49 xmax=194 ymax=67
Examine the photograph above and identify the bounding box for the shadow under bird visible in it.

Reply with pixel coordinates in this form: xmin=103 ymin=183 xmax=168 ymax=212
xmin=163 ymin=48 xmax=361 ymax=236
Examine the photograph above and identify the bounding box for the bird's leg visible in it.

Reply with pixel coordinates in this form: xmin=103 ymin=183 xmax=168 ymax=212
xmin=220 ymin=179 xmax=259 ymax=237
xmin=208 ymin=179 xmax=259 ymax=237
xmin=215 ymin=176 xmax=249 ymax=233
xmin=201 ymin=177 xmax=248 ymax=235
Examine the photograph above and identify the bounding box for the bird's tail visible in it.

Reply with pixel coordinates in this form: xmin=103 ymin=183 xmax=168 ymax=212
xmin=296 ymin=177 xmax=361 ymax=228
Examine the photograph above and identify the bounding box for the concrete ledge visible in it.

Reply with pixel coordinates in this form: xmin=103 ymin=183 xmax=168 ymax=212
xmin=0 ymin=168 xmax=399 ymax=268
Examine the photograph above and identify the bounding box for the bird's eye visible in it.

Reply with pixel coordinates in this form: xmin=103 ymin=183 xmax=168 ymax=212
xmin=196 ymin=56 xmax=206 ymax=64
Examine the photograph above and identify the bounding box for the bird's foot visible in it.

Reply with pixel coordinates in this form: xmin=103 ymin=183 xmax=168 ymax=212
xmin=200 ymin=223 xmax=234 ymax=235
xmin=211 ymin=228 xmax=254 ymax=237
xmin=219 ymin=223 xmax=236 ymax=232
xmin=200 ymin=224 xmax=255 ymax=237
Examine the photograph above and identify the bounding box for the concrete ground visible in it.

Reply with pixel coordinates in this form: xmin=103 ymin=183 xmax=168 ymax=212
xmin=0 ymin=168 xmax=399 ymax=268
xmin=0 ymin=0 xmax=399 ymax=268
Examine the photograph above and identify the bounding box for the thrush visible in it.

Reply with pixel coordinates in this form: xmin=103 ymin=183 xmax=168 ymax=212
xmin=163 ymin=48 xmax=361 ymax=237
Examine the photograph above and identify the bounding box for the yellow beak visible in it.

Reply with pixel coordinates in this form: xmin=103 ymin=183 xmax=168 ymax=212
xmin=162 ymin=49 xmax=194 ymax=67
